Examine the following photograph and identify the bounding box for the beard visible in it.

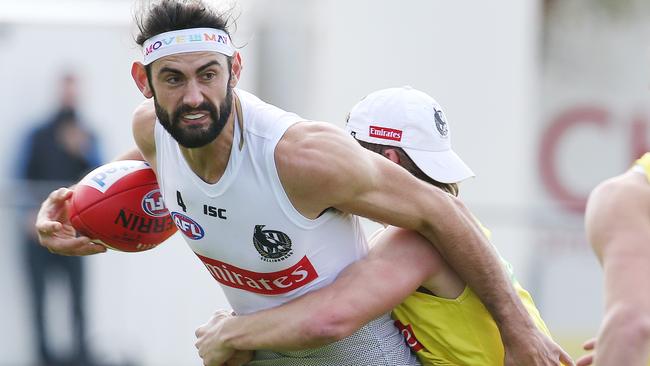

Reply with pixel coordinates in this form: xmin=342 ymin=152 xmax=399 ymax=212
xmin=155 ymin=87 xmax=233 ymax=148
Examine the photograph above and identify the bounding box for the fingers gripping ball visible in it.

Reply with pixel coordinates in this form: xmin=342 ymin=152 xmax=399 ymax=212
xmin=69 ymin=160 xmax=176 ymax=252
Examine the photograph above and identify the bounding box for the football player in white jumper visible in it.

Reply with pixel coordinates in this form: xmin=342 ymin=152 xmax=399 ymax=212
xmin=36 ymin=1 xmax=567 ymax=365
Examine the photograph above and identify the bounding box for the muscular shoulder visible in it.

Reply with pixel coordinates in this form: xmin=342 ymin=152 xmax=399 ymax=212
xmin=132 ymin=99 xmax=157 ymax=163
xmin=274 ymin=121 xmax=375 ymax=217
xmin=586 ymin=171 xmax=650 ymax=258
xmin=587 ymin=171 xmax=650 ymax=217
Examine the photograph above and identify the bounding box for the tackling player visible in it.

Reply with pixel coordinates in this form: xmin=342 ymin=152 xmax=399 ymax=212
xmin=194 ymin=87 xmax=573 ymax=366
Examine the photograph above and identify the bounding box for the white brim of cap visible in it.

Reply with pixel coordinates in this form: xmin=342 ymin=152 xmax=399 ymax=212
xmin=402 ymin=147 xmax=475 ymax=184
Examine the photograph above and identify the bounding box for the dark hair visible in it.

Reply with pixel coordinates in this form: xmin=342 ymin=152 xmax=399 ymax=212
xmin=134 ymin=0 xmax=236 ymax=90
xmin=356 ymin=139 xmax=459 ymax=196
xmin=135 ymin=0 xmax=233 ymax=47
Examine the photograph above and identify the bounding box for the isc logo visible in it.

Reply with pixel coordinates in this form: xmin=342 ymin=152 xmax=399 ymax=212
xmin=142 ymin=189 xmax=169 ymax=217
xmin=171 ymin=212 xmax=204 ymax=240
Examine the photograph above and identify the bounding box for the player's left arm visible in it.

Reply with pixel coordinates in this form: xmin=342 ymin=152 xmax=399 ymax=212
xmin=275 ymin=122 xmax=571 ymax=366
xmin=112 ymin=148 xmax=145 ymax=161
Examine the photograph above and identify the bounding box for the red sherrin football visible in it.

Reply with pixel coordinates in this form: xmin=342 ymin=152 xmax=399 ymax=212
xmin=69 ymin=160 xmax=176 ymax=252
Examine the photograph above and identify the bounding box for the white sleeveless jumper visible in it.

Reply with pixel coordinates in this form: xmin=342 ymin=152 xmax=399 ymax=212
xmin=154 ymin=89 xmax=419 ymax=365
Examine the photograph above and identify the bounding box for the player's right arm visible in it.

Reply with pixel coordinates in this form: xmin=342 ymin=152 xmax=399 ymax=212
xmin=583 ymin=171 xmax=650 ymax=366
xmin=35 ymin=187 xmax=107 ymax=256
xmin=35 ymin=100 xmax=156 ymax=256
xmin=195 ymin=227 xmax=444 ymax=353
xmin=130 ymin=99 xmax=157 ymax=168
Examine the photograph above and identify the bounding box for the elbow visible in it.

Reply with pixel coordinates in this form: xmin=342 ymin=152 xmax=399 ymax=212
xmin=298 ymin=308 xmax=360 ymax=346
xmin=445 ymin=192 xmax=468 ymax=213
xmin=418 ymin=192 xmax=469 ymax=234
xmin=428 ymin=188 xmax=465 ymax=213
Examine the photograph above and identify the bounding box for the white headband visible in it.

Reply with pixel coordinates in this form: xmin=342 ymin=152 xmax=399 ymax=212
xmin=142 ymin=28 xmax=235 ymax=65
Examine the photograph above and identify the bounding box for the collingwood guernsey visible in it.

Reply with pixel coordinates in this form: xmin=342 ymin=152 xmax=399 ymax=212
xmin=153 ymin=89 xmax=418 ymax=365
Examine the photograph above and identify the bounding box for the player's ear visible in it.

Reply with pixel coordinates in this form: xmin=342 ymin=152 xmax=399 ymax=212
xmin=383 ymin=148 xmax=401 ymax=164
xmin=228 ymin=52 xmax=242 ymax=88
xmin=131 ymin=62 xmax=154 ymax=99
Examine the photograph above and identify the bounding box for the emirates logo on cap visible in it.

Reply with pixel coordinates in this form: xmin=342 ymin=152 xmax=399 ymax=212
xmin=369 ymin=126 xmax=402 ymax=141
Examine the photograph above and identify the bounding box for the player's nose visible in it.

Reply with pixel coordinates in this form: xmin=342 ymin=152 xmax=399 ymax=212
xmin=182 ymin=79 xmax=205 ymax=108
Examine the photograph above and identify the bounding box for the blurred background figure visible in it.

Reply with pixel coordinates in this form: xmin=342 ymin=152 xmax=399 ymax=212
xmin=17 ymin=72 xmax=102 ymax=366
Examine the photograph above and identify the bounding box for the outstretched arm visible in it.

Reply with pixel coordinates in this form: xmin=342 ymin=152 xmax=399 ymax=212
xmin=195 ymin=227 xmax=439 ymax=363
xmin=585 ymin=171 xmax=650 ymax=366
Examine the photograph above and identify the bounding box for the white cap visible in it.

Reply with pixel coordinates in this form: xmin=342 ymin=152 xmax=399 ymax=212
xmin=346 ymin=86 xmax=474 ymax=183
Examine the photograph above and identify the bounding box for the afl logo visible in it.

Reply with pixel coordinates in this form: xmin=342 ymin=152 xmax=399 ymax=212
xmin=171 ymin=212 xmax=204 ymax=240
xmin=253 ymin=225 xmax=293 ymax=262
xmin=141 ymin=189 xmax=168 ymax=217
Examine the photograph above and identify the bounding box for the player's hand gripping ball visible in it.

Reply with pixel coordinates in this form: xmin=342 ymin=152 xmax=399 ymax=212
xmin=69 ymin=160 xmax=176 ymax=252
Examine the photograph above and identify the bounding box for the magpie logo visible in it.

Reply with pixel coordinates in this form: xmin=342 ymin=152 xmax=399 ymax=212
xmin=253 ymin=225 xmax=293 ymax=262
xmin=434 ymin=108 xmax=449 ymax=137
